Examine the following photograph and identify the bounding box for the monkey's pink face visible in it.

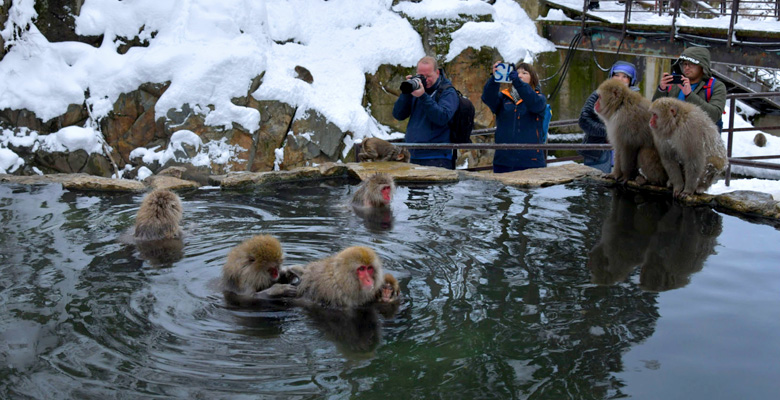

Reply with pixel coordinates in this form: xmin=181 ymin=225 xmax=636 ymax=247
xmin=380 ymin=185 xmax=392 ymax=204
xmin=380 ymin=285 xmax=395 ymax=302
xmin=356 ymin=265 xmax=375 ymax=289
xmin=594 ymin=96 xmax=602 ymax=113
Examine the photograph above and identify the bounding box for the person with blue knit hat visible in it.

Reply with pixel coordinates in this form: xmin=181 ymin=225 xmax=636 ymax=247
xmin=577 ymin=61 xmax=640 ymax=173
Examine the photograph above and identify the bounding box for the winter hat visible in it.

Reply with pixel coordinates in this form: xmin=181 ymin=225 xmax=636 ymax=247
xmin=609 ymin=61 xmax=638 ymax=86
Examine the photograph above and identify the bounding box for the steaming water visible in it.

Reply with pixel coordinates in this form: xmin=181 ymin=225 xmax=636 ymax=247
xmin=1 ymin=178 xmax=778 ymax=399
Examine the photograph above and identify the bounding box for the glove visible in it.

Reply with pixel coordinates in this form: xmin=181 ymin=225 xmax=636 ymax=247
xmin=508 ymin=69 xmax=518 ymax=82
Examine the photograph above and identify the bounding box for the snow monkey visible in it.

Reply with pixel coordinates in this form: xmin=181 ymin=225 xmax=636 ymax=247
xmin=351 ymin=173 xmax=395 ymax=208
xmin=594 ymin=79 xmax=668 ymax=185
xmin=221 ymin=235 xmax=284 ymax=306
xmin=648 ymin=97 xmax=728 ymax=199
xmin=296 ymin=246 xmax=384 ymax=308
xmin=358 ymin=138 xmax=411 ymax=163
xmin=376 ymin=273 xmax=400 ymax=304
xmin=134 ymin=189 xmax=183 ymax=241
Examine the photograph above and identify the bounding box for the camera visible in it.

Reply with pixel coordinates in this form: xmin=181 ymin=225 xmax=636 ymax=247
xmin=400 ymin=74 xmax=426 ymax=94
xmin=670 ymin=74 xmax=684 ymax=84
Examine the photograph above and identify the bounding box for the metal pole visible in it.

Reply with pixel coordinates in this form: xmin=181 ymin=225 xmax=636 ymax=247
xmin=725 ymin=98 xmax=737 ymax=186
xmin=728 ymin=0 xmax=740 ymax=47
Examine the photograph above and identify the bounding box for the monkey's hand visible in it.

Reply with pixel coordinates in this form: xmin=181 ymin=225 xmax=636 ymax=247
xmin=255 ymin=284 xmax=299 ymax=299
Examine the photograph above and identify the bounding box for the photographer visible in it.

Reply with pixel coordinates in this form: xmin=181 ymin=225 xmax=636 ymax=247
xmin=392 ymin=56 xmax=458 ymax=169
xmin=653 ymin=47 xmax=726 ymax=131
xmin=481 ymin=61 xmax=547 ymax=173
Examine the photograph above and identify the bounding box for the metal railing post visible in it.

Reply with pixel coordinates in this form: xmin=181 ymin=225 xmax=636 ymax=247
xmin=728 ymin=0 xmax=740 ymax=47
xmin=725 ymin=98 xmax=737 ymax=186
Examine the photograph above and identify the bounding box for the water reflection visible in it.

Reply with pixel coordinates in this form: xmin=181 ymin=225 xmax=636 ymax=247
xmin=1 ymin=181 xmax=778 ymax=399
xmin=587 ymin=190 xmax=722 ymax=291
xmin=640 ymin=204 xmax=722 ymax=292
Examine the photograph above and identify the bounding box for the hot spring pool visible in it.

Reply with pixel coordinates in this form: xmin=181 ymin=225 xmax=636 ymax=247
xmin=1 ymin=178 xmax=778 ymax=399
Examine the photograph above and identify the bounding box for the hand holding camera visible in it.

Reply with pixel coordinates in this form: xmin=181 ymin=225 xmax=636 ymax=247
xmin=493 ymin=61 xmax=515 ymax=83
xmin=400 ymin=74 xmax=426 ymax=95
xmin=659 ymin=72 xmax=688 ymax=91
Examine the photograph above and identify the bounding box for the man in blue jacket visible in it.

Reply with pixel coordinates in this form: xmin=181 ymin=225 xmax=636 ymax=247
xmin=392 ymin=56 xmax=459 ymax=169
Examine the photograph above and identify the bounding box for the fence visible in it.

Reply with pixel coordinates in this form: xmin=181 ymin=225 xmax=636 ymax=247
xmin=376 ymin=92 xmax=780 ymax=187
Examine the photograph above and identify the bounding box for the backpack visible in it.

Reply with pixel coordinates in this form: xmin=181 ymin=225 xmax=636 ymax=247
xmin=538 ymin=103 xmax=553 ymax=144
xmin=435 ymin=83 xmax=475 ymax=143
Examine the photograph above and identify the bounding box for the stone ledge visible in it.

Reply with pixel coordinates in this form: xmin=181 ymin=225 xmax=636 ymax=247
xmin=2 ymin=164 xmax=779 ymax=220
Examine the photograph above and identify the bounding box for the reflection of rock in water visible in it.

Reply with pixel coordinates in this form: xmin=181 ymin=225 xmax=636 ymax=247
xmin=305 ymin=306 xmax=381 ymax=356
xmin=135 ymin=237 xmax=184 ymax=266
xmin=352 ymin=204 xmax=394 ymax=231
xmin=587 ymin=192 xmax=667 ymax=285
xmin=640 ymin=204 xmax=722 ymax=292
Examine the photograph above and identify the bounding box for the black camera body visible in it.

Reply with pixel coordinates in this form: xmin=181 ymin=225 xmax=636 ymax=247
xmin=670 ymin=74 xmax=684 ymax=85
xmin=400 ymin=74 xmax=426 ymax=94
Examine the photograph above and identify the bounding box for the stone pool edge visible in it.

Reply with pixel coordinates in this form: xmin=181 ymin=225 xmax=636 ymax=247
xmin=3 ymin=162 xmax=779 ymax=221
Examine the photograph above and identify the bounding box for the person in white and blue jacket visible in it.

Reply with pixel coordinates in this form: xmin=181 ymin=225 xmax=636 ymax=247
xmin=577 ymin=61 xmax=640 ymax=173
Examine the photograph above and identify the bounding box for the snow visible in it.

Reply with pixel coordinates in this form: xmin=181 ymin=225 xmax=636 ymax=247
xmin=0 ymin=0 xmax=779 ymax=197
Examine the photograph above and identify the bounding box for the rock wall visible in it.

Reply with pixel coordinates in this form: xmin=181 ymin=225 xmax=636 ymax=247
xmin=1 ymin=1 xmax=613 ymax=177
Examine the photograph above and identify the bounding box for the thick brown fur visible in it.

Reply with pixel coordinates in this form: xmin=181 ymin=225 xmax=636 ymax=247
xmin=351 ymin=173 xmax=395 ymax=208
xmin=376 ymin=273 xmax=400 ymax=303
xmin=134 ymin=189 xmax=183 ymax=241
xmin=754 ymin=133 xmax=767 ymax=147
xmin=222 ymin=235 xmax=284 ymax=305
xmin=648 ymin=98 xmax=728 ymax=198
xmin=358 ymin=138 xmax=410 ymax=163
xmin=296 ymin=246 xmax=384 ymax=308
xmin=594 ymin=79 xmax=667 ymax=185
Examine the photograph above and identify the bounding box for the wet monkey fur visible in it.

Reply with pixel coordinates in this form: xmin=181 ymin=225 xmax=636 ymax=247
xmin=376 ymin=273 xmax=400 ymax=304
xmin=648 ymin=98 xmax=728 ymax=198
xmin=134 ymin=189 xmax=183 ymax=241
xmin=221 ymin=235 xmax=284 ymax=305
xmin=351 ymin=173 xmax=395 ymax=208
xmin=296 ymin=246 xmax=384 ymax=308
xmin=594 ymin=79 xmax=668 ymax=185
xmin=358 ymin=138 xmax=410 ymax=163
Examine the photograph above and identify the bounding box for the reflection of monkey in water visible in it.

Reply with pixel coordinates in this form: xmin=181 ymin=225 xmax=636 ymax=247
xmin=587 ymin=191 xmax=666 ymax=285
xmin=594 ymin=79 xmax=667 ymax=186
xmin=134 ymin=189 xmax=183 ymax=241
xmin=358 ymin=138 xmax=411 ymax=163
xmin=639 ymin=204 xmax=722 ymax=292
xmin=221 ymin=235 xmax=285 ymax=306
xmin=649 ymin=98 xmax=728 ymax=199
xmin=304 ymin=306 xmax=382 ymax=356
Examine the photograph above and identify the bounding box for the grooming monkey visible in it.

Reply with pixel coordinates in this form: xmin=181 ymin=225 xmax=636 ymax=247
xmin=358 ymin=138 xmax=411 ymax=163
xmin=648 ymin=97 xmax=728 ymax=198
xmin=134 ymin=189 xmax=183 ymax=241
xmin=594 ymin=79 xmax=667 ymax=186
xmin=221 ymin=235 xmax=285 ymax=306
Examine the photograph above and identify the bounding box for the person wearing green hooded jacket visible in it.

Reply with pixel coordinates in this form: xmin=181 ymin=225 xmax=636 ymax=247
xmin=652 ymin=47 xmax=727 ymax=132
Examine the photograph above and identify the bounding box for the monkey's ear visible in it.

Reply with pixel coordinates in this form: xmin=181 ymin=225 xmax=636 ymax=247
xmin=669 ymin=106 xmax=677 ymax=118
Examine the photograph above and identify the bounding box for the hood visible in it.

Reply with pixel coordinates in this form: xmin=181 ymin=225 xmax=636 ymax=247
xmin=676 ymin=47 xmax=712 ymax=79
xmin=609 ymin=61 xmax=638 ymax=86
